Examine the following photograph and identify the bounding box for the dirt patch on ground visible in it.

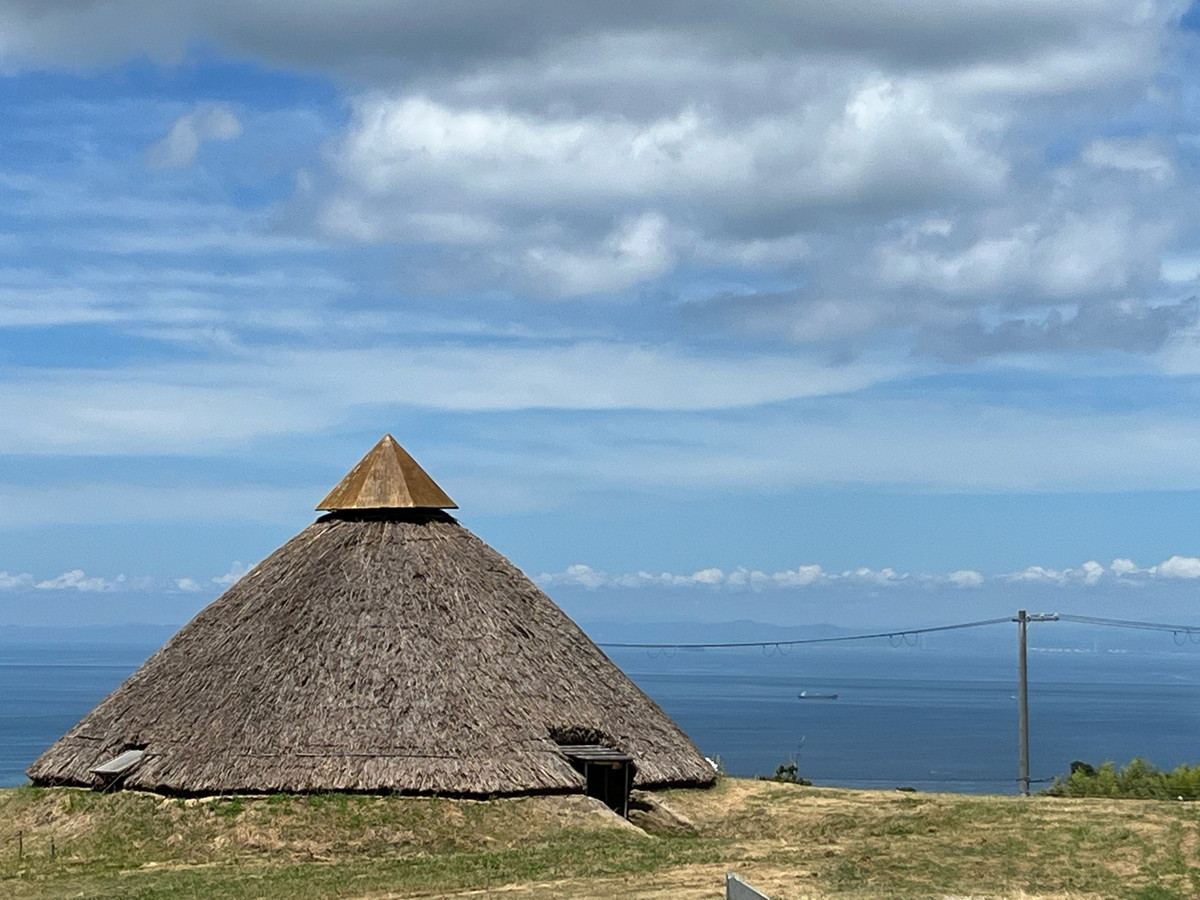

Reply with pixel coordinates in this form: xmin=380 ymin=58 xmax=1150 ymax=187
xmin=352 ymin=867 xmax=1095 ymax=900
xmin=352 ymin=863 xmax=752 ymax=900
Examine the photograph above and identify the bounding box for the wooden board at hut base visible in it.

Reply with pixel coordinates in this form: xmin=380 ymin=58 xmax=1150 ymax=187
xmin=26 ymin=437 xmax=714 ymax=797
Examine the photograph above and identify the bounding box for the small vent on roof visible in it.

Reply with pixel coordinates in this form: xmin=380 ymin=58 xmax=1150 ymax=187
xmin=548 ymin=725 xmax=612 ymax=746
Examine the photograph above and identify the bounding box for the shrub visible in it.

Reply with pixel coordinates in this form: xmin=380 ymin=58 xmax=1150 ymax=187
xmin=1043 ymin=758 xmax=1200 ymax=800
xmin=758 ymin=761 xmax=812 ymax=785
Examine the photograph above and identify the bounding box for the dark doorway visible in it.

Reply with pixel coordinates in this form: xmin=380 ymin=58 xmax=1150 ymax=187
xmin=557 ymin=744 xmax=636 ymax=817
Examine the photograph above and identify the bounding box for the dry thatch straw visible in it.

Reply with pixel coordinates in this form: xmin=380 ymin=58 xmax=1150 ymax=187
xmin=28 ymin=438 xmax=715 ymax=797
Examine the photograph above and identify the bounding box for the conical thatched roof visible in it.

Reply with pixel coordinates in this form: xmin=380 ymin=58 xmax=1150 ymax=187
xmin=28 ymin=438 xmax=714 ymax=796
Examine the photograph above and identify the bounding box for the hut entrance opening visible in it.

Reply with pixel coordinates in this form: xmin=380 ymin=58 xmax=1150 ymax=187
xmin=557 ymin=744 xmax=635 ymax=817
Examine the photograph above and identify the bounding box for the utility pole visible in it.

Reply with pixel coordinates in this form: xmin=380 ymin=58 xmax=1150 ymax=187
xmin=1016 ymin=609 xmax=1029 ymax=796
xmin=1015 ymin=609 xmax=1058 ymax=796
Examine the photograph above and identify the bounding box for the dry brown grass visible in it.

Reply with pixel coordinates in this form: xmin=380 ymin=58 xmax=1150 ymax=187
xmin=2 ymin=778 xmax=1199 ymax=899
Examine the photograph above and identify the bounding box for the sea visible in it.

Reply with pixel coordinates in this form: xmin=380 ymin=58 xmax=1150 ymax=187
xmin=3 ymin=633 xmax=1199 ymax=795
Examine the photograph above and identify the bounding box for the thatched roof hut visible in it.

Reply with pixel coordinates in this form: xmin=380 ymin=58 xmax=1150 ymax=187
xmin=28 ymin=436 xmax=715 ymax=797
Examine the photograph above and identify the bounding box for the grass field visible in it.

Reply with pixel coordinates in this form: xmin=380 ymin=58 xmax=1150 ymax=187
xmin=1 ymin=778 xmax=1197 ymax=899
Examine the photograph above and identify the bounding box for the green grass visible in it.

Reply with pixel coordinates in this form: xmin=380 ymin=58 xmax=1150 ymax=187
xmin=1 ymin=780 xmax=1199 ymax=898
xmin=0 ymin=787 xmax=717 ymax=899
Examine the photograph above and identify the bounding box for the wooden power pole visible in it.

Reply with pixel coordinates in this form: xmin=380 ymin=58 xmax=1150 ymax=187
xmin=1017 ymin=609 xmax=1030 ymax=796
xmin=1015 ymin=609 xmax=1058 ymax=796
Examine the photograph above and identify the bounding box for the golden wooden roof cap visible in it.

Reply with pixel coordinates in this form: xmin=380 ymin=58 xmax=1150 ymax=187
xmin=316 ymin=435 xmax=457 ymax=511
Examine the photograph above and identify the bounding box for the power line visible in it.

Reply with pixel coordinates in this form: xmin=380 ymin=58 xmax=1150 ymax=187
xmin=598 ymin=613 xmax=1200 ymax=649
xmin=597 ymin=616 xmax=1013 ymax=650
xmin=599 ymin=609 xmax=1200 ymax=795
xmin=1056 ymin=614 xmax=1200 ymax=634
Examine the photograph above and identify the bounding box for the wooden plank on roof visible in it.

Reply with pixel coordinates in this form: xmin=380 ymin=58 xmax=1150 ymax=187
xmin=557 ymin=744 xmax=633 ymax=763
xmin=91 ymin=748 xmax=145 ymax=776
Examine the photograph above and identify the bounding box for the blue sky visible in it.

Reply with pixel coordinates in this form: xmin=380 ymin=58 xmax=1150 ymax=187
xmin=5 ymin=1 xmax=1200 ymax=631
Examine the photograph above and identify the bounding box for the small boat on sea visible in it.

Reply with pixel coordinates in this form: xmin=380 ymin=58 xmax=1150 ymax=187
xmin=798 ymin=691 xmax=838 ymax=700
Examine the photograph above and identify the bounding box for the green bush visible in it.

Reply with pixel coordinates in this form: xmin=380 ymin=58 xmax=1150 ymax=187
xmin=758 ymin=761 xmax=812 ymax=785
xmin=1043 ymin=758 xmax=1200 ymax=800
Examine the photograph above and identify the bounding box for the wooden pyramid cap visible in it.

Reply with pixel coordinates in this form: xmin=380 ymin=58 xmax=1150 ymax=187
xmin=316 ymin=435 xmax=457 ymax=510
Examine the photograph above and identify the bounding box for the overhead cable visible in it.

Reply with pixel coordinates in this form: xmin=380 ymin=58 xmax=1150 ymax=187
xmin=597 ymin=616 xmax=1013 ymax=650
xmin=1056 ymin=614 xmax=1200 ymax=634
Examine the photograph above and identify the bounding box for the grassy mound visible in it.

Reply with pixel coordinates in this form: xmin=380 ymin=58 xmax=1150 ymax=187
xmin=1 ymin=779 xmax=1198 ymax=898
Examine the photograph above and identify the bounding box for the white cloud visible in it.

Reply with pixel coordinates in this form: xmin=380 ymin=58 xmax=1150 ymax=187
xmin=945 ymin=569 xmax=986 ymax=588
xmin=213 ymin=562 xmax=250 ymax=587
xmin=1005 ymin=562 xmax=1108 ymax=585
xmin=876 ymin=208 xmax=1169 ymax=303
xmin=1003 ymin=556 xmax=1200 ymax=586
xmin=818 ymin=75 xmax=1007 ymax=200
xmin=736 ymin=565 xmax=826 ymax=589
xmin=522 ymin=213 xmax=675 ymax=297
xmin=536 ymin=562 xmax=978 ymax=591
xmin=0 ymin=342 xmax=904 ymax=458
xmin=0 ymin=566 xmax=249 ymax=596
xmin=1008 ymin=565 xmax=1067 ymax=584
xmin=0 ymin=262 xmax=352 ymax=332
xmin=322 ymin=76 xmax=1007 ymax=296
xmin=0 ymin=571 xmax=33 ymax=589
xmin=13 ymin=373 xmax=1200 ymax=507
xmin=1110 ymin=558 xmax=1144 ymax=576
xmin=282 ymin=0 xmax=1183 ymax=325
xmin=538 ymin=555 xmax=1200 ymax=592
xmin=1152 ymin=555 xmax=1200 ymax=579
xmin=1161 ymin=253 xmax=1200 ymax=285
xmin=0 ymin=0 xmax=1187 ymax=364
xmin=0 ymin=1 xmax=1160 ymax=76
xmin=2 ymin=553 xmax=1197 ymax=606
xmin=1083 ymin=138 xmax=1173 ymax=182
xmin=146 ymin=104 xmax=242 ymax=169
xmin=35 ymin=570 xmax=124 ymax=592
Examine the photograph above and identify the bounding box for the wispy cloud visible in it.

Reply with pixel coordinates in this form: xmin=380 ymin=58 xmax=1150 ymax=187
xmin=537 ymin=563 xmax=979 ymax=591
xmin=0 ymin=571 xmax=33 ymax=590
xmin=0 ymin=343 xmax=904 ymax=457
xmin=146 ymin=104 xmax=242 ymax=169
xmin=212 ymin=562 xmax=250 ymax=587
xmin=33 ymin=570 xmax=125 ymax=592
xmin=0 ymin=563 xmax=255 ymax=595
xmin=6 ymin=553 xmax=1197 ymax=599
